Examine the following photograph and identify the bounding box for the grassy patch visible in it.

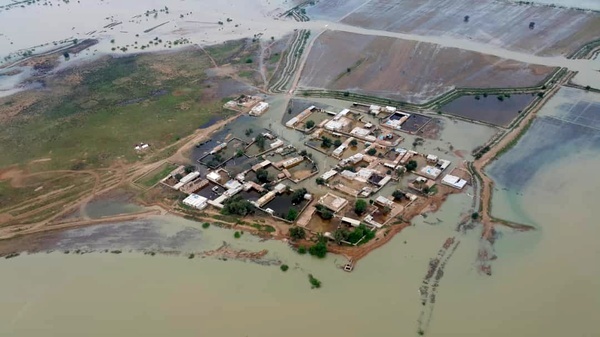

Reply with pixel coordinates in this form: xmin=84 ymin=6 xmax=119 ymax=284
xmin=0 ymin=51 xmax=224 ymax=169
xmin=136 ymin=163 xmax=178 ymax=188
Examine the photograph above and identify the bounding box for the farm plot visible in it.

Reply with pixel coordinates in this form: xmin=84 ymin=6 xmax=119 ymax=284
xmin=299 ymin=31 xmax=554 ymax=104
xmin=442 ymin=94 xmax=536 ymax=126
xmin=336 ymin=0 xmax=600 ymax=56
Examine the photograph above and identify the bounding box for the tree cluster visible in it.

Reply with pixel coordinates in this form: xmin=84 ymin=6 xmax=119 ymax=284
xmin=221 ymin=196 xmax=255 ymax=216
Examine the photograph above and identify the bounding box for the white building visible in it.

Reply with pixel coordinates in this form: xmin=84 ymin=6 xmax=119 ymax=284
xmin=442 ymin=174 xmax=467 ymax=189
xmin=249 ymin=102 xmax=269 ymax=116
xmin=206 ymin=171 xmax=222 ymax=183
xmin=320 ymin=169 xmax=338 ymax=182
xmin=419 ymin=166 xmax=442 ymax=179
xmin=182 ymin=194 xmax=208 ymax=210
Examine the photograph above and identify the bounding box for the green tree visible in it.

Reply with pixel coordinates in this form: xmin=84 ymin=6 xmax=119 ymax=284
xmin=305 ymin=120 xmax=315 ymax=129
xmin=174 ymin=173 xmax=183 ymax=181
xmin=289 ymin=226 xmax=306 ymax=240
xmin=354 ymin=199 xmax=367 ymax=215
xmin=405 ymin=160 xmax=418 ymax=171
xmin=309 ymin=241 xmax=327 ymax=258
xmin=221 ymin=196 xmax=255 ymax=216
xmin=333 ymin=228 xmax=349 ymax=245
xmin=255 ymin=134 xmax=266 ymax=150
xmin=316 ymin=177 xmax=325 ymax=185
xmin=321 ymin=136 xmax=332 ymax=148
xmin=333 ymin=139 xmax=342 ymax=147
xmin=280 ymin=264 xmax=289 ymax=272
xmin=367 ymin=148 xmax=377 ymax=156
xmin=184 ymin=165 xmax=195 ymax=173
xmin=291 ymin=188 xmax=307 ymax=204
xmin=392 ymin=190 xmax=405 ymax=201
xmin=471 ymin=212 xmax=479 ymax=220
xmin=349 ymin=139 xmax=358 ymax=147
xmin=297 ymin=246 xmax=307 ymax=254
xmin=256 ymin=169 xmax=269 ymax=183
xmin=287 ymin=208 xmax=299 ymax=221
xmin=320 ymin=209 xmax=333 ymax=220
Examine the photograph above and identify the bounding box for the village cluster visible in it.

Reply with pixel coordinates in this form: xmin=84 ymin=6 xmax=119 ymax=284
xmin=159 ymin=95 xmax=471 ymax=252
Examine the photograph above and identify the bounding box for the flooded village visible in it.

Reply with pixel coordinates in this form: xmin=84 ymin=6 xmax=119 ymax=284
xmin=1 ymin=0 xmax=600 ymax=336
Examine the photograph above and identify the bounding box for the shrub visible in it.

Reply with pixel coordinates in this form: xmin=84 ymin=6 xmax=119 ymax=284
xmin=405 ymin=160 xmax=418 ymax=171
xmin=305 ymin=120 xmax=315 ymax=129
xmin=245 ymin=58 xmax=253 ymax=63
xmin=320 ymin=209 xmax=333 ymax=220
xmin=471 ymin=212 xmax=479 ymax=220
xmin=309 ymin=241 xmax=327 ymax=258
xmin=280 ymin=264 xmax=289 ymax=272
xmin=308 ymin=274 xmax=321 ymax=288
xmin=286 ymin=208 xmax=299 ymax=221
xmin=291 ymin=188 xmax=307 ymax=204
xmin=321 ymin=136 xmax=332 ymax=148
xmin=234 ymin=231 xmax=241 ymax=239
xmin=202 ymin=222 xmax=210 ymax=228
xmin=354 ymin=199 xmax=367 ymax=215
xmin=289 ymin=227 xmax=306 ymax=240
xmin=297 ymin=246 xmax=307 ymax=254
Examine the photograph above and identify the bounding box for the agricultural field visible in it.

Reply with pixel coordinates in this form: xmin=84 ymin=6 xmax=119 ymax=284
xmin=442 ymin=93 xmax=536 ymax=126
xmin=308 ymin=0 xmax=600 ymax=56
xmin=299 ymin=31 xmax=554 ymax=103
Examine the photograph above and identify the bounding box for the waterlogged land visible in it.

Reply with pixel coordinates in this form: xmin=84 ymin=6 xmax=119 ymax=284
xmin=1 ymin=0 xmax=600 ymax=336
xmin=299 ymin=31 xmax=555 ymax=103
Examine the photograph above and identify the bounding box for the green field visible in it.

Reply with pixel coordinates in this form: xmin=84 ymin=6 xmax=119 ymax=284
xmin=0 ymin=47 xmax=248 ymax=170
xmin=136 ymin=162 xmax=178 ymax=188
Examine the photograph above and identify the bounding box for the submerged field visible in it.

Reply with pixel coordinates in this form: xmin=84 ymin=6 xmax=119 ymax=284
xmin=308 ymin=0 xmax=600 ymax=56
xmin=488 ymin=87 xmax=600 ymax=191
xmin=299 ymin=31 xmax=554 ymax=103
xmin=442 ymin=94 xmax=536 ymax=126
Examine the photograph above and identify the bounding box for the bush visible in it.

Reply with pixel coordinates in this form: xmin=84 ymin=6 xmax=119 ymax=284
xmin=297 ymin=246 xmax=307 ymax=254
xmin=320 ymin=209 xmax=333 ymax=220
xmin=308 ymin=274 xmax=321 ymax=289
xmin=405 ymin=160 xmax=417 ymax=171
xmin=202 ymin=222 xmax=210 ymax=228
xmin=254 ymin=134 xmax=266 ymax=149
xmin=309 ymin=241 xmax=327 ymax=258
xmin=280 ymin=264 xmax=289 ymax=272
xmin=234 ymin=231 xmax=241 ymax=238
xmin=392 ymin=190 xmax=405 ymax=201
xmin=321 ymin=136 xmax=332 ymax=148
xmin=289 ymin=227 xmax=306 ymax=240
xmin=245 ymin=58 xmax=253 ymax=63
xmin=471 ymin=212 xmax=479 ymax=220
xmin=256 ymin=169 xmax=269 ymax=183
xmin=286 ymin=208 xmax=299 ymax=221
xmin=305 ymin=120 xmax=315 ymax=129
xmin=291 ymin=188 xmax=307 ymax=204
xmin=222 ymin=196 xmax=255 ymax=216
xmin=354 ymin=199 xmax=367 ymax=215
xmin=367 ymin=148 xmax=377 ymax=156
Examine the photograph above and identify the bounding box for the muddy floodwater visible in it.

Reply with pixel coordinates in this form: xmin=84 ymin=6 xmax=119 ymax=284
xmin=1 ymin=87 xmax=599 ymax=336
